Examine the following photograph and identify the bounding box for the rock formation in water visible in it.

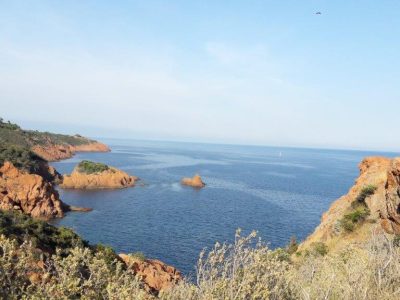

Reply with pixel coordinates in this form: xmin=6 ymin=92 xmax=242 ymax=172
xmin=0 ymin=162 xmax=70 ymax=219
xmin=60 ymin=160 xmax=138 ymax=189
xmin=300 ymin=156 xmax=400 ymax=252
xmin=181 ymin=174 xmax=205 ymax=188
xmin=119 ymin=253 xmax=182 ymax=294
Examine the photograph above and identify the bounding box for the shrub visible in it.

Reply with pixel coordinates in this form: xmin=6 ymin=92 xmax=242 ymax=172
xmin=286 ymin=235 xmax=299 ymax=255
xmin=340 ymin=205 xmax=370 ymax=232
xmin=0 ymin=236 xmax=148 ymax=299
xmin=311 ymin=242 xmax=328 ymax=256
xmin=162 ymin=229 xmax=292 ymax=300
xmin=393 ymin=235 xmax=400 ymax=247
xmin=77 ymin=160 xmax=109 ymax=174
xmin=0 ymin=143 xmax=44 ymax=172
xmin=0 ymin=118 xmax=20 ymax=130
xmin=340 ymin=218 xmax=355 ymax=232
xmin=94 ymin=244 xmax=121 ymax=271
xmin=129 ymin=251 xmax=146 ymax=261
xmin=355 ymin=185 xmax=377 ymax=204
xmin=0 ymin=210 xmax=87 ymax=256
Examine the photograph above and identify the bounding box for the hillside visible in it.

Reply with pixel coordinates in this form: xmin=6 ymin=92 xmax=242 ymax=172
xmin=0 ymin=118 xmax=110 ymax=161
xmin=298 ymin=157 xmax=400 ymax=254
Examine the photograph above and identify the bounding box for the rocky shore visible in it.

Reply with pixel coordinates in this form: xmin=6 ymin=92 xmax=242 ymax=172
xmin=32 ymin=141 xmax=110 ymax=161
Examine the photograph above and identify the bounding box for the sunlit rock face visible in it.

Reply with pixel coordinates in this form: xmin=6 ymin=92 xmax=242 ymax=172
xmin=0 ymin=162 xmax=66 ymax=219
xmin=60 ymin=164 xmax=138 ymax=189
xmin=181 ymin=174 xmax=205 ymax=188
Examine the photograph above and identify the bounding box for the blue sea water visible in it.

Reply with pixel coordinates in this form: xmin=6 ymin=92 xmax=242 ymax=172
xmin=50 ymin=139 xmax=396 ymax=275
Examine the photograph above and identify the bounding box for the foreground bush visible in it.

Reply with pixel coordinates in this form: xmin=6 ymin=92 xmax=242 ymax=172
xmin=0 ymin=210 xmax=86 ymax=256
xmin=0 ymin=236 xmax=150 ymax=299
xmin=1 ymin=222 xmax=400 ymax=299
xmin=162 ymin=229 xmax=400 ymax=300
xmin=161 ymin=230 xmax=292 ymax=300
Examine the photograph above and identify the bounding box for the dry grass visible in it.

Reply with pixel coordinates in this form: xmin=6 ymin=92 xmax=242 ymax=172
xmin=1 ymin=227 xmax=400 ymax=299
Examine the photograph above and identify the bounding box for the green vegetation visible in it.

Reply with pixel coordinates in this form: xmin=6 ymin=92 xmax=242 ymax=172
xmin=393 ymin=235 xmax=400 ymax=247
xmin=355 ymin=185 xmax=377 ymax=204
xmin=340 ymin=205 xmax=370 ymax=232
xmin=311 ymin=242 xmax=328 ymax=256
xmin=0 ymin=143 xmax=44 ymax=173
xmin=0 ymin=210 xmax=87 ymax=256
xmin=0 ymin=118 xmax=20 ymax=130
xmin=1 ymin=218 xmax=400 ymax=299
xmin=77 ymin=160 xmax=110 ymax=174
xmin=0 ymin=117 xmax=96 ymax=162
xmin=129 ymin=251 xmax=146 ymax=261
xmin=339 ymin=185 xmax=376 ymax=233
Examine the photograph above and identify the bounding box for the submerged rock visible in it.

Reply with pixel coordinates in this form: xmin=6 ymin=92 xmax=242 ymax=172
xmin=181 ymin=174 xmax=205 ymax=188
xmin=119 ymin=253 xmax=182 ymax=294
xmin=60 ymin=160 xmax=138 ymax=189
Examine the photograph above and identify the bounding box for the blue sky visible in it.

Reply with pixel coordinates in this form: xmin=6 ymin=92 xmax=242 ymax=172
xmin=1 ymin=1 xmax=399 ymax=150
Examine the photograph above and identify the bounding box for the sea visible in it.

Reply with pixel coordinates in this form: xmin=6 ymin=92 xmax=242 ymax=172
xmin=50 ymin=139 xmax=396 ymax=275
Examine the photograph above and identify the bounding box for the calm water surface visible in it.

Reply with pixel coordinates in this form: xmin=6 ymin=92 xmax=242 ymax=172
xmin=50 ymin=139 xmax=396 ymax=275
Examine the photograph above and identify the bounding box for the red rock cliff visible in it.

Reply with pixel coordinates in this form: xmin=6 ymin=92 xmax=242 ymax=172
xmin=32 ymin=142 xmax=110 ymax=162
xmin=0 ymin=162 xmax=66 ymax=219
xmin=119 ymin=253 xmax=182 ymax=294
xmin=300 ymin=156 xmax=400 ymax=251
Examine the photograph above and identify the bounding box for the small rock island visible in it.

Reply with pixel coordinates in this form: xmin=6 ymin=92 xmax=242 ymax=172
xmin=181 ymin=174 xmax=205 ymax=188
xmin=60 ymin=160 xmax=138 ymax=189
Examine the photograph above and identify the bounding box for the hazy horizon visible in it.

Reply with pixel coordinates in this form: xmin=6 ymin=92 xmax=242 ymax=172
xmin=1 ymin=1 xmax=400 ymax=151
xmin=2 ymin=118 xmax=396 ymax=153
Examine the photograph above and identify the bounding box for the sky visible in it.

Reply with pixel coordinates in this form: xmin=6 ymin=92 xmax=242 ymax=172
xmin=1 ymin=1 xmax=400 ymax=151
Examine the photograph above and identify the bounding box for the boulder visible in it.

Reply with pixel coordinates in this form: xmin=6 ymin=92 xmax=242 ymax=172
xmin=181 ymin=174 xmax=205 ymax=188
xmin=119 ymin=253 xmax=182 ymax=294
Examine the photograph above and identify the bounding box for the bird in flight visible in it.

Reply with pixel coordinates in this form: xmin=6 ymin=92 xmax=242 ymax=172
xmin=315 ymin=11 xmax=322 ymax=15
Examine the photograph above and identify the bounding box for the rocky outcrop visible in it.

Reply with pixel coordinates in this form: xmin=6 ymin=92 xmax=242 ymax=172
xmin=181 ymin=174 xmax=205 ymax=188
xmin=35 ymin=161 xmax=63 ymax=183
xmin=300 ymin=156 xmax=400 ymax=251
xmin=32 ymin=142 xmax=110 ymax=162
xmin=60 ymin=164 xmax=138 ymax=189
xmin=119 ymin=253 xmax=182 ymax=294
xmin=0 ymin=162 xmax=91 ymax=219
xmin=0 ymin=162 xmax=66 ymax=219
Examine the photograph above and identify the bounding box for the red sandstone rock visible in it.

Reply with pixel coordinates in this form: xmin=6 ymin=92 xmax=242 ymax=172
xmin=32 ymin=142 xmax=110 ymax=162
xmin=0 ymin=162 xmax=65 ymax=219
xmin=181 ymin=174 xmax=205 ymax=188
xmin=300 ymin=156 xmax=400 ymax=250
xmin=60 ymin=164 xmax=138 ymax=189
xmin=119 ymin=253 xmax=182 ymax=294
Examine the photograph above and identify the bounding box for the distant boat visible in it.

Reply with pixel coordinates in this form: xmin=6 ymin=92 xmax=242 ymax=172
xmin=279 ymin=151 xmax=283 ymax=157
